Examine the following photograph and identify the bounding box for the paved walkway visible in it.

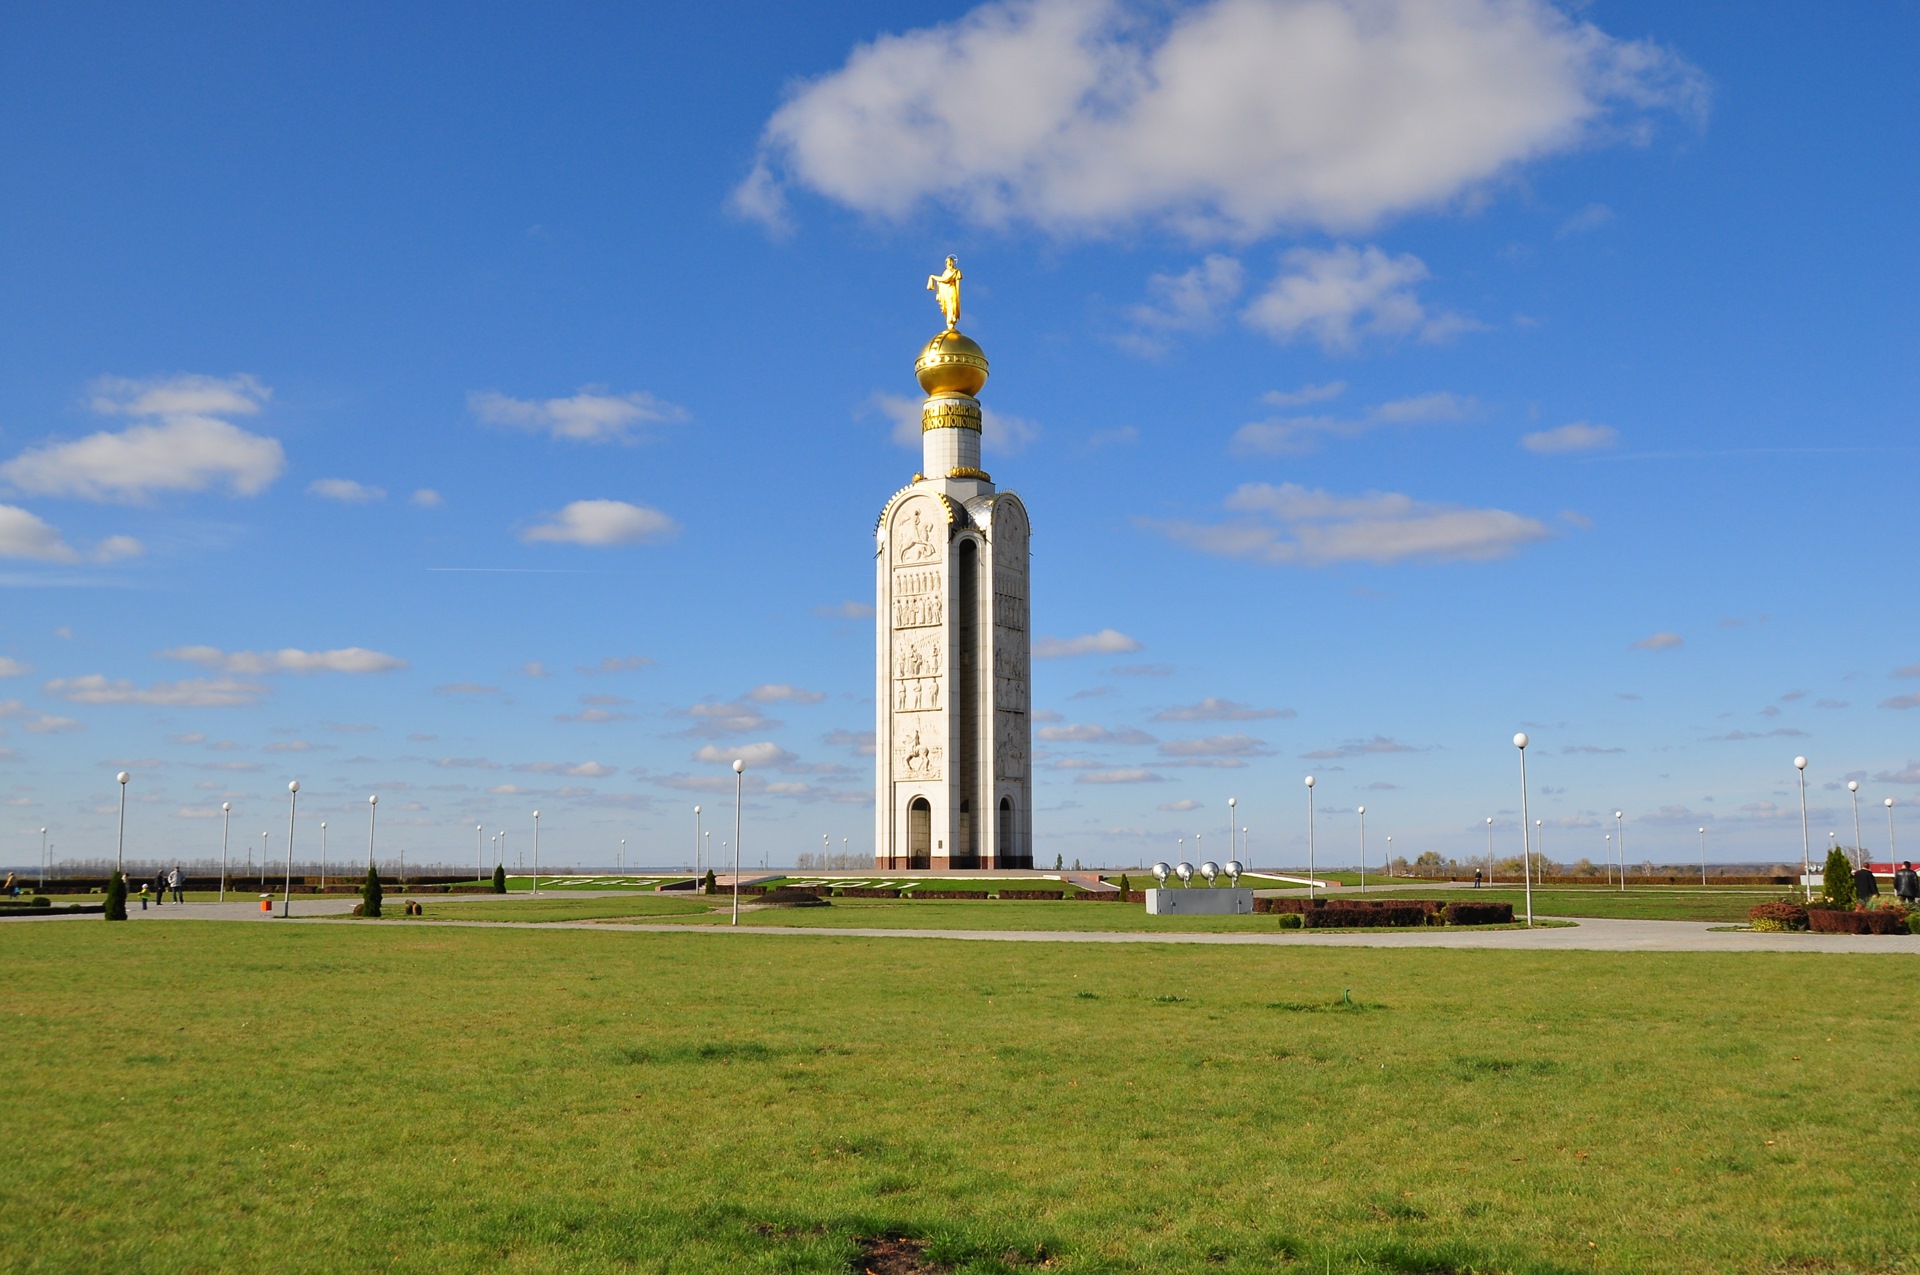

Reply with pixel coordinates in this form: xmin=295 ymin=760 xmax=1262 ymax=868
xmin=24 ymin=894 xmax=1919 ymax=953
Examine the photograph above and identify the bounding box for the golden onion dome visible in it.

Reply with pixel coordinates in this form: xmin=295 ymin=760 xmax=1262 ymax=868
xmin=915 ymin=329 xmax=989 ymax=397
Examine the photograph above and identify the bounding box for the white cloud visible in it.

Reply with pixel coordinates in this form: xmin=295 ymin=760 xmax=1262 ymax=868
xmin=1631 ymin=632 xmax=1684 ymax=651
xmin=1036 ymin=723 xmax=1156 ymax=745
xmin=814 ymin=600 xmax=875 ymax=619
xmin=745 ymin=683 xmax=827 ymax=705
xmin=1034 ymin=629 xmax=1142 ymax=658
xmin=469 ymin=387 xmax=687 ymax=444
xmin=577 ymin=655 xmax=655 ymax=675
xmin=737 ymin=0 xmax=1704 ymax=238
xmin=512 ymin=760 xmax=617 ymax=778
xmin=678 ymin=700 xmax=780 ymax=736
xmin=1158 ymin=734 xmax=1269 ymax=758
xmin=0 ymin=505 xmax=144 ymax=564
xmin=0 ymin=659 xmax=28 ymax=678
xmin=694 ymin=742 xmax=797 ymax=769
xmin=1233 ymin=389 xmax=1475 ymax=455
xmin=1158 ymin=798 xmax=1202 ymax=812
xmin=1556 ymin=202 xmax=1615 ymax=236
xmin=44 ymin=674 xmax=268 ymax=708
xmin=1241 ymin=245 xmax=1474 ymax=351
xmin=1074 ymin=768 xmax=1165 ymax=785
xmin=158 ymin=646 xmax=407 ymax=675
xmin=1522 ymin=422 xmax=1618 ymax=454
xmin=1153 ymin=697 xmax=1292 ymax=722
xmin=3 ymin=374 xmax=284 ymax=502
xmin=823 ymin=728 xmax=876 ymax=756
xmin=1261 ymin=381 xmax=1347 ymax=409
xmin=1301 ymin=735 xmax=1419 ymax=759
xmin=1123 ymin=254 xmax=1245 ymax=353
xmin=522 ymin=500 xmax=679 ymax=547
xmin=411 ymin=488 xmax=443 ymax=508
xmin=308 ymin=478 xmax=385 ymax=504
xmin=23 ymin=714 xmax=83 ymax=734
xmin=1145 ymin=482 xmax=1552 ymax=566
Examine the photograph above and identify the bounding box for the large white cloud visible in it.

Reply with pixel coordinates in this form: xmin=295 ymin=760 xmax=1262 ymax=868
xmin=521 ymin=500 xmax=680 ymax=547
xmin=737 ymin=0 xmax=1705 ymax=237
xmin=1241 ymin=245 xmax=1476 ymax=349
xmin=0 ymin=504 xmax=143 ymax=564
xmin=1144 ymin=481 xmax=1553 ymax=565
xmin=44 ymin=674 xmax=269 ymax=708
xmin=1 ymin=374 xmax=284 ymax=502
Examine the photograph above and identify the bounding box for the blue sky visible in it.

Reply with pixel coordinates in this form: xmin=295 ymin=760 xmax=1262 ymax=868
xmin=2 ymin=1 xmax=1917 ymax=873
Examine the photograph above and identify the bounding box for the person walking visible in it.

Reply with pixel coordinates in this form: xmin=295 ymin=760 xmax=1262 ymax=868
xmin=1473 ymin=866 xmax=1483 ymax=890
xmin=1895 ymin=861 xmax=1919 ymax=905
xmin=151 ymin=867 xmax=168 ymax=908
xmin=1852 ymin=862 xmax=1880 ymax=908
xmin=167 ymin=865 xmax=184 ymax=903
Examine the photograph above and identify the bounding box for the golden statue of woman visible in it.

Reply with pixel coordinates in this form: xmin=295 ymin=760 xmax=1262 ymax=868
xmin=926 ymin=255 xmax=962 ymax=330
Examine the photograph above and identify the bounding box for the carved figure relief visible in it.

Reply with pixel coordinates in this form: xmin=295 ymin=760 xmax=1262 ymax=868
xmin=892 ymin=566 xmax=944 ymax=629
xmin=894 ymin=506 xmax=942 ymax=565
xmin=994 ymin=712 xmax=1027 ymax=780
xmin=992 ymin=592 xmax=1027 ymax=632
xmin=896 ymin=726 xmax=943 ymax=781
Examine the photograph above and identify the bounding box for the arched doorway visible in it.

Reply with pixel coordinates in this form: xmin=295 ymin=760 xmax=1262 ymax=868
xmin=998 ymin=796 xmax=1014 ymax=866
xmin=908 ymin=798 xmax=932 ymax=870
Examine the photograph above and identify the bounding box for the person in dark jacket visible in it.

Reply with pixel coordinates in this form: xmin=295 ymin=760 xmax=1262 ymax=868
xmin=1853 ymin=863 xmax=1879 ymax=906
xmin=151 ymin=867 xmax=168 ymax=907
xmin=1895 ymin=862 xmax=1919 ymax=904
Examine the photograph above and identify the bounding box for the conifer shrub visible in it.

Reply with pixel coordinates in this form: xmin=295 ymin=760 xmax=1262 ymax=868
xmin=1117 ymin=873 xmax=1131 ymax=898
xmin=361 ymin=863 xmax=384 ymax=918
xmin=1822 ymin=848 xmax=1856 ymax=909
xmin=103 ymin=870 xmax=128 ymax=922
xmin=491 ymin=864 xmax=506 ymax=894
xmin=702 ymin=869 xmax=717 ymax=895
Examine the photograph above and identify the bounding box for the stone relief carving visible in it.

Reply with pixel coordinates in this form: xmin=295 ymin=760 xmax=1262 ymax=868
xmin=893 ymin=568 xmax=943 ymax=628
xmin=994 ymin=712 xmax=1027 ymax=780
xmin=896 ymin=725 xmax=943 ymax=781
xmin=992 ymin=591 xmax=1027 ymax=632
xmin=893 ymin=504 xmax=943 ymax=565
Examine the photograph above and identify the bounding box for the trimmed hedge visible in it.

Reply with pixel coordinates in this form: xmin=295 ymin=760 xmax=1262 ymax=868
xmin=834 ymin=887 xmax=900 ymax=898
xmin=1748 ymin=901 xmax=1809 ymax=932
xmin=909 ymin=889 xmax=988 ymax=899
xmin=1303 ymin=903 xmax=1428 ymax=928
xmin=996 ymin=889 xmax=1065 ymax=900
xmin=1443 ymin=901 xmax=1514 ymax=926
xmin=1068 ymin=890 xmax=1126 ymax=900
xmin=1808 ymin=907 xmax=1909 ymax=935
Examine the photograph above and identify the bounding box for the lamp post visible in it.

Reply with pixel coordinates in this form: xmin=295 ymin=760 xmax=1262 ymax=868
xmin=1885 ymin=798 xmax=1897 ymax=875
xmin=115 ymin=771 xmax=129 ymax=875
xmin=1794 ymin=757 xmax=1811 ymax=901
xmin=823 ymin=832 xmax=830 ymax=871
xmin=1226 ymin=797 xmax=1237 ymax=879
xmin=620 ymin=837 xmax=626 ymax=875
xmin=260 ymin=832 xmax=268 ymax=889
xmin=1385 ymin=835 xmax=1392 ymax=876
xmin=1614 ymin=811 xmax=1626 ymax=891
xmin=1848 ymin=780 xmax=1863 ymax=870
xmin=1303 ymin=776 xmax=1315 ymax=899
xmin=1604 ymin=833 xmax=1611 ymax=887
xmin=367 ymin=794 xmax=379 ymax=877
xmin=477 ymin=824 xmax=485 ymax=882
xmin=704 ymin=830 xmax=711 ymax=882
xmin=1514 ymin=733 xmax=1533 ymax=928
xmin=532 ymin=810 xmax=540 ymax=896
xmin=694 ymin=805 xmax=703 ymax=879
xmin=1486 ymin=816 xmax=1494 ymax=886
xmin=319 ymin=821 xmax=328 ymax=893
xmin=281 ymin=780 xmax=299 ymax=918
xmin=731 ymin=759 xmax=745 ymax=926
xmin=1536 ymin=819 xmax=1544 ymax=874
xmin=1357 ymin=806 xmax=1367 ymax=890
xmin=1241 ymin=827 xmax=1248 ymax=871
xmin=38 ymin=827 xmax=46 ymax=890
xmin=1698 ymin=826 xmax=1707 ymax=885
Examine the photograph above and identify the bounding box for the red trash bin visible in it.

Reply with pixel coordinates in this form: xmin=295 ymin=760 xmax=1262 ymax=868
xmin=259 ymin=895 xmax=272 ymax=913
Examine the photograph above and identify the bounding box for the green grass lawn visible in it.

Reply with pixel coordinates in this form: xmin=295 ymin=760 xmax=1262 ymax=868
xmin=400 ymin=895 xmax=715 ymax=923
xmin=5 ymin=922 xmax=1915 ymax=1273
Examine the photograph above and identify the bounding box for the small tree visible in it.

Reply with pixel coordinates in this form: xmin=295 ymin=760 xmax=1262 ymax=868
xmin=1117 ymin=872 xmax=1132 ymax=899
xmin=491 ymin=863 xmax=506 ymax=894
xmin=1821 ymin=847 xmax=1856 ymax=909
xmin=702 ymin=868 xmax=716 ymax=895
xmin=104 ymin=869 xmax=128 ymax=922
xmin=1055 ymin=854 xmax=1063 ymax=871
xmin=361 ymin=862 xmax=384 ymax=918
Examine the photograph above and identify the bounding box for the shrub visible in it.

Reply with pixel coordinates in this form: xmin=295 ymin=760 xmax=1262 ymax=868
xmin=1304 ymin=904 xmax=1427 ymax=929
xmin=1117 ymin=873 xmax=1131 ymax=898
xmin=1276 ymin=912 xmax=1303 ymax=930
xmin=361 ymin=863 xmax=384 ymax=918
xmin=703 ymin=869 xmax=717 ymax=895
xmin=997 ymin=889 xmax=1065 ymax=900
xmin=1822 ymin=848 xmax=1856 ymax=909
xmin=910 ymin=889 xmax=987 ymax=899
xmin=491 ymin=864 xmax=506 ymax=894
xmin=1809 ymin=909 xmax=1870 ymax=935
xmin=1910 ymin=912 xmax=1920 ymax=936
xmin=1747 ymin=901 xmax=1809 ymax=932
xmin=31 ymin=895 xmax=50 ymax=909
xmin=835 ymin=887 xmax=900 ymax=898
xmin=1444 ymin=901 xmax=1515 ymax=926
xmin=103 ymin=870 xmax=127 ymax=922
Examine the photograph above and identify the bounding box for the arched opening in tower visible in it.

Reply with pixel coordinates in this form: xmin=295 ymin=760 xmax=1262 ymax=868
xmin=908 ymin=797 xmax=932 ymax=870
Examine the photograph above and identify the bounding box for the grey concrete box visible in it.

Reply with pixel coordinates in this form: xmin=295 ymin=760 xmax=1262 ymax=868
xmin=1145 ymin=887 xmax=1253 ymax=915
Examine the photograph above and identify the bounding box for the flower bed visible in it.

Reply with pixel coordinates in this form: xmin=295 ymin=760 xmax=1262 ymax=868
xmin=1747 ymin=901 xmax=1809 ymax=932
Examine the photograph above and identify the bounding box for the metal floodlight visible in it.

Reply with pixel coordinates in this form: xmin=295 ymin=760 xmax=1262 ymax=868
xmin=1224 ymin=859 xmax=1242 ymax=886
xmin=1199 ymin=860 xmax=1219 ymax=885
xmin=1174 ymin=861 xmax=1194 ymax=886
